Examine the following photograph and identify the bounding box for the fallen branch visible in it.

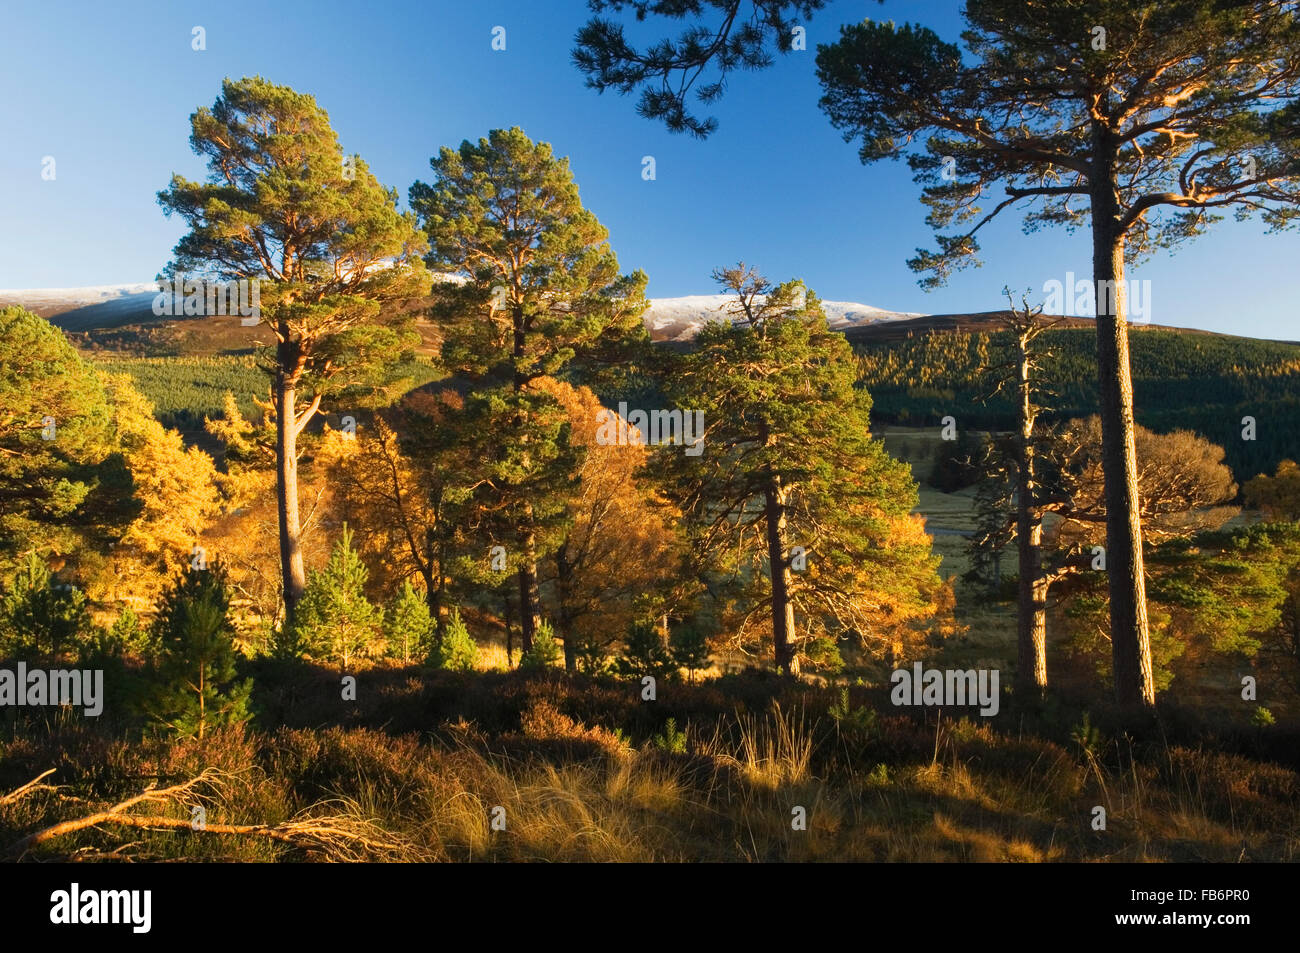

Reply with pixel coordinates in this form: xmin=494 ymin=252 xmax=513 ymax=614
xmin=5 ymin=769 xmax=416 ymax=862
xmin=0 ymin=768 xmax=59 ymax=806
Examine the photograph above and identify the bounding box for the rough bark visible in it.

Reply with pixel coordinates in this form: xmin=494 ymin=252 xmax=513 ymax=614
xmin=503 ymin=588 xmax=515 ymax=668
xmin=512 ymin=304 xmax=541 ymax=654
xmin=556 ymin=542 xmax=577 ymax=672
xmin=764 ymin=474 xmax=798 ymax=676
xmin=1091 ymin=130 xmax=1156 ymax=707
xmin=517 ymin=541 xmax=540 ymax=655
xmin=1015 ymin=336 xmax=1048 ymax=695
xmin=274 ymin=344 xmax=308 ymax=621
xmin=419 ymin=533 xmax=442 ymax=648
xmin=1015 ymin=513 xmax=1048 ymax=694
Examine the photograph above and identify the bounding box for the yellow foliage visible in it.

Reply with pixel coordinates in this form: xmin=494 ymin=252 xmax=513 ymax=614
xmin=91 ymin=375 xmax=222 ymax=608
xmin=532 ymin=377 xmax=687 ymax=654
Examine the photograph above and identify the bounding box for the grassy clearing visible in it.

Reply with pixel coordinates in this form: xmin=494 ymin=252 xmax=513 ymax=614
xmin=2 ymin=671 xmax=1296 ymax=862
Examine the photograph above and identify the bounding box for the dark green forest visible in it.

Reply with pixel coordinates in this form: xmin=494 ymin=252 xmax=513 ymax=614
xmin=855 ymin=328 xmax=1300 ymax=483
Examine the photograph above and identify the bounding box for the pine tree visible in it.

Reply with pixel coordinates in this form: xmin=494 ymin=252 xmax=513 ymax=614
xmin=518 ymin=619 xmax=562 ymax=670
xmin=968 ymin=293 xmax=1067 ymax=696
xmin=430 ymin=607 xmax=478 ymax=672
xmin=158 ymin=77 xmax=430 ymax=621
xmin=386 ymin=580 xmax=435 ymax=664
xmin=670 ymin=624 xmax=711 ymax=685
xmin=618 ymin=618 xmax=677 ymax=681
xmin=409 ymin=127 xmax=649 ymax=651
xmin=0 ymin=553 xmax=93 ymax=664
xmin=147 ymin=561 xmax=252 ymax=740
xmin=98 ymin=606 xmax=152 ymax=659
xmin=292 ymin=525 xmax=384 ymax=671
xmin=657 ymin=265 xmax=943 ymax=675
xmin=0 ymin=306 xmax=121 ymax=576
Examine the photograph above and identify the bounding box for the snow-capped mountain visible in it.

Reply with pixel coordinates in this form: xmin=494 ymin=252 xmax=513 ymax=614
xmin=0 ymin=283 xmax=159 ymax=326
xmin=0 ymin=283 xmax=927 ymax=341
xmin=0 ymin=283 xmax=159 ymax=309
xmin=643 ymin=294 xmax=925 ymax=342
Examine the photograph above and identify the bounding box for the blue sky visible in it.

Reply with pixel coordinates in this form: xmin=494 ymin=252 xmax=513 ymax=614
xmin=1 ymin=0 xmax=1296 ymax=339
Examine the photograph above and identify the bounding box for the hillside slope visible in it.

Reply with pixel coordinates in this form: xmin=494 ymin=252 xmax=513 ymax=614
xmin=855 ymin=326 xmax=1300 ymax=482
xmin=0 ymin=283 xmax=927 ymax=348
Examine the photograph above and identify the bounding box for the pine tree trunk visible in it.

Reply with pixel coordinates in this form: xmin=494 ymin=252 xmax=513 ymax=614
xmin=503 ymin=588 xmax=515 ymax=668
xmin=511 ymin=305 xmax=541 ymax=655
xmin=556 ymin=543 xmax=576 ymax=673
xmin=764 ymin=474 xmax=798 ymax=676
xmin=425 ymin=511 xmax=448 ymax=642
xmin=1016 ymin=341 xmax=1048 ymax=695
xmin=274 ymin=363 xmax=308 ymax=621
xmin=517 ymin=537 xmax=540 ymax=655
xmin=1091 ymin=139 xmax=1155 ymax=707
xmin=198 ymin=663 xmax=206 ymax=741
xmin=1016 ymin=516 xmax=1048 ymax=694
xmin=420 ymin=550 xmax=442 ymax=648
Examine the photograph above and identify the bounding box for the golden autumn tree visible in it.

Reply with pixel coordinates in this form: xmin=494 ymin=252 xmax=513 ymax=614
xmin=317 ymin=388 xmax=477 ymax=635
xmin=534 ymin=378 xmax=687 ymax=672
xmin=87 ymin=375 xmax=223 ymax=612
xmin=1245 ymin=460 xmax=1300 ymax=522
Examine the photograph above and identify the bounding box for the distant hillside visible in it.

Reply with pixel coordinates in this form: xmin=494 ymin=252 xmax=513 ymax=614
xmin=839 ymin=308 xmax=1235 ymax=345
xmin=9 ymin=283 xmax=1297 ymax=481
xmin=0 ymin=283 xmax=161 ymax=330
xmin=0 ymin=283 xmax=927 ymax=351
xmin=854 ymin=326 xmax=1300 ymax=483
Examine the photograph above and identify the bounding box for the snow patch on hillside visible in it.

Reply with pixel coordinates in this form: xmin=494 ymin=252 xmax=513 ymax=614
xmin=0 ymin=283 xmax=927 ymax=340
xmin=644 ymin=294 xmax=926 ymax=342
xmin=0 ymin=283 xmax=156 ymax=308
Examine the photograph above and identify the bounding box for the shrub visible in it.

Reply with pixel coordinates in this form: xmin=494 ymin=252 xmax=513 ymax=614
xmin=0 ymin=553 xmax=93 ymax=663
xmin=801 ymin=635 xmax=844 ymax=674
xmin=574 ymin=635 xmax=613 ymax=676
xmin=651 ymin=717 xmax=687 ymax=754
xmin=519 ymin=619 xmax=562 ymax=670
xmin=144 ymin=561 xmax=252 ymax=739
xmin=290 ymin=525 xmax=383 ymax=670
xmin=617 ymin=619 xmax=675 ymax=680
xmin=828 ymin=687 xmax=878 ymax=740
xmin=97 ymin=606 xmax=153 ymax=659
xmin=669 ymin=624 xmax=710 ymax=683
xmin=386 ymin=581 xmax=434 ymax=664
xmin=431 ymin=608 xmax=477 ymax=672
